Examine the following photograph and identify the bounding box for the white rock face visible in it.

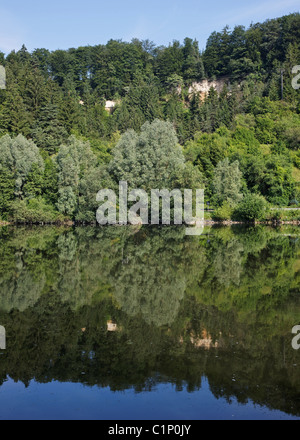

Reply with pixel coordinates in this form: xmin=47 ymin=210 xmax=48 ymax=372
xmin=188 ymin=77 xmax=229 ymax=100
xmin=105 ymin=101 xmax=116 ymax=113
xmin=107 ymin=320 xmax=118 ymax=332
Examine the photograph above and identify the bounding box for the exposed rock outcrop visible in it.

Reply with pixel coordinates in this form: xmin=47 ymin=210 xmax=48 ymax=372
xmin=188 ymin=77 xmax=230 ymax=101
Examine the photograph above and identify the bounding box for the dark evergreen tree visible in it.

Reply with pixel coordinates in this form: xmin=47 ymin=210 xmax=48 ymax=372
xmin=31 ymin=104 xmax=68 ymax=154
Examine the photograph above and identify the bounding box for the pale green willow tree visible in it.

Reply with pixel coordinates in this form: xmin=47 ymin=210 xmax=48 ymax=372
xmin=108 ymin=119 xmax=186 ymax=191
xmin=56 ymin=136 xmax=97 ymax=217
xmin=0 ymin=134 xmax=44 ymax=197
xmin=211 ymin=158 xmax=243 ymax=207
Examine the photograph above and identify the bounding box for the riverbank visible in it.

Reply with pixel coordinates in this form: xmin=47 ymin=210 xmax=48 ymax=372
xmin=205 ymin=220 xmax=300 ymax=226
xmin=1 ymin=219 xmax=300 ymax=227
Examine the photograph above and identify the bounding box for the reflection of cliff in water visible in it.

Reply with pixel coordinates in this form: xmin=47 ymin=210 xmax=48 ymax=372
xmin=0 ymin=225 xmax=299 ymax=417
xmin=0 ymin=294 xmax=300 ymax=417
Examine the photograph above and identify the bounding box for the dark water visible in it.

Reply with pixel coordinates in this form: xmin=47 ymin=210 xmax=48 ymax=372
xmin=0 ymin=224 xmax=299 ymax=420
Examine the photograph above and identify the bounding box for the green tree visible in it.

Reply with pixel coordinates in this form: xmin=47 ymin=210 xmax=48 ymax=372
xmin=56 ymin=136 xmax=97 ymax=217
xmin=31 ymin=104 xmax=68 ymax=155
xmin=109 ymin=119 xmax=185 ymax=191
xmin=0 ymin=134 xmax=44 ymax=198
xmin=113 ymin=74 xmax=162 ymax=132
xmin=211 ymin=158 xmax=243 ymax=206
xmin=0 ymin=165 xmax=15 ymax=217
xmin=233 ymin=193 xmax=268 ymax=221
xmin=182 ymin=38 xmax=205 ymax=82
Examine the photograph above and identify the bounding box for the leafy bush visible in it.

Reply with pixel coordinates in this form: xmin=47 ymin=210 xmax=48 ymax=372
xmin=233 ymin=194 xmax=268 ymax=222
xmin=280 ymin=210 xmax=299 ymax=221
xmin=212 ymin=202 xmax=234 ymax=221
xmin=9 ymin=198 xmax=65 ymax=223
xmin=268 ymin=210 xmax=284 ymax=221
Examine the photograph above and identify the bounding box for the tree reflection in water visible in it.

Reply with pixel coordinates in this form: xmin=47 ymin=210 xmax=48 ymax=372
xmin=0 ymin=224 xmax=299 ymax=417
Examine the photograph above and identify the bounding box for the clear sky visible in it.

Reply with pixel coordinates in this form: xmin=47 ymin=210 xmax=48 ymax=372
xmin=0 ymin=0 xmax=299 ymax=54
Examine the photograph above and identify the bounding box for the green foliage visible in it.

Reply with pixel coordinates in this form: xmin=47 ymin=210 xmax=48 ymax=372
xmin=211 ymin=158 xmax=243 ymax=207
xmin=233 ymin=194 xmax=269 ymax=222
xmin=212 ymin=202 xmax=234 ymax=221
xmin=184 ymin=131 xmax=228 ymax=181
xmin=113 ymin=75 xmax=162 ymax=132
xmin=0 ymin=134 xmax=44 ymax=198
xmin=0 ymin=165 xmax=15 ymax=218
xmin=171 ymin=162 xmax=204 ymax=190
xmin=31 ymin=104 xmax=68 ymax=154
xmin=55 ymin=136 xmax=97 ymax=217
xmin=203 ymin=13 xmax=300 ymax=80
xmin=77 ymin=166 xmax=113 ymax=222
xmin=9 ymin=197 xmax=64 ymax=223
xmin=109 ymin=119 xmax=186 ymax=191
xmin=0 ymin=13 xmax=300 ymax=222
xmin=267 ymin=209 xmax=300 ymax=222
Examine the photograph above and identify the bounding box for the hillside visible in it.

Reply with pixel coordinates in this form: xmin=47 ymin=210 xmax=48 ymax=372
xmin=0 ymin=13 xmax=299 ymax=222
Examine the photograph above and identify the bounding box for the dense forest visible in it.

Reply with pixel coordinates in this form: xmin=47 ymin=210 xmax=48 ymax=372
xmin=0 ymin=13 xmax=300 ymax=222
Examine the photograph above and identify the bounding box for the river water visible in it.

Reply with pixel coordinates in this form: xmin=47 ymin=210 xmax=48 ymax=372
xmin=0 ymin=225 xmax=299 ymax=420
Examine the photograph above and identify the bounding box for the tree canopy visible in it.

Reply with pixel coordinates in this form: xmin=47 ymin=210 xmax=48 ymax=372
xmin=0 ymin=13 xmax=300 ymax=222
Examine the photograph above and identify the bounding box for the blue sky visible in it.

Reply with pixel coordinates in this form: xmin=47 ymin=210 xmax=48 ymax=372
xmin=0 ymin=0 xmax=299 ymax=54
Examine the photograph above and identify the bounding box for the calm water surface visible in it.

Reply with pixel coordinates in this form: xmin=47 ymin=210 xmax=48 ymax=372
xmin=0 ymin=225 xmax=299 ymax=420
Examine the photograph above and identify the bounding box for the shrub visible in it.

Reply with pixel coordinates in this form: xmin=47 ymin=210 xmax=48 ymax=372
xmin=212 ymin=202 xmax=234 ymax=221
xmin=233 ymin=194 xmax=268 ymax=222
xmin=9 ymin=198 xmax=65 ymax=223
xmin=268 ymin=210 xmax=284 ymax=222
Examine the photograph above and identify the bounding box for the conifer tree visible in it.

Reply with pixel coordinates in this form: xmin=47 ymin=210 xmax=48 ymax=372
xmin=31 ymin=104 xmax=68 ymax=154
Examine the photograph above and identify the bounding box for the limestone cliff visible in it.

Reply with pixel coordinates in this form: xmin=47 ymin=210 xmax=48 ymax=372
xmin=187 ymin=77 xmax=230 ymax=101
